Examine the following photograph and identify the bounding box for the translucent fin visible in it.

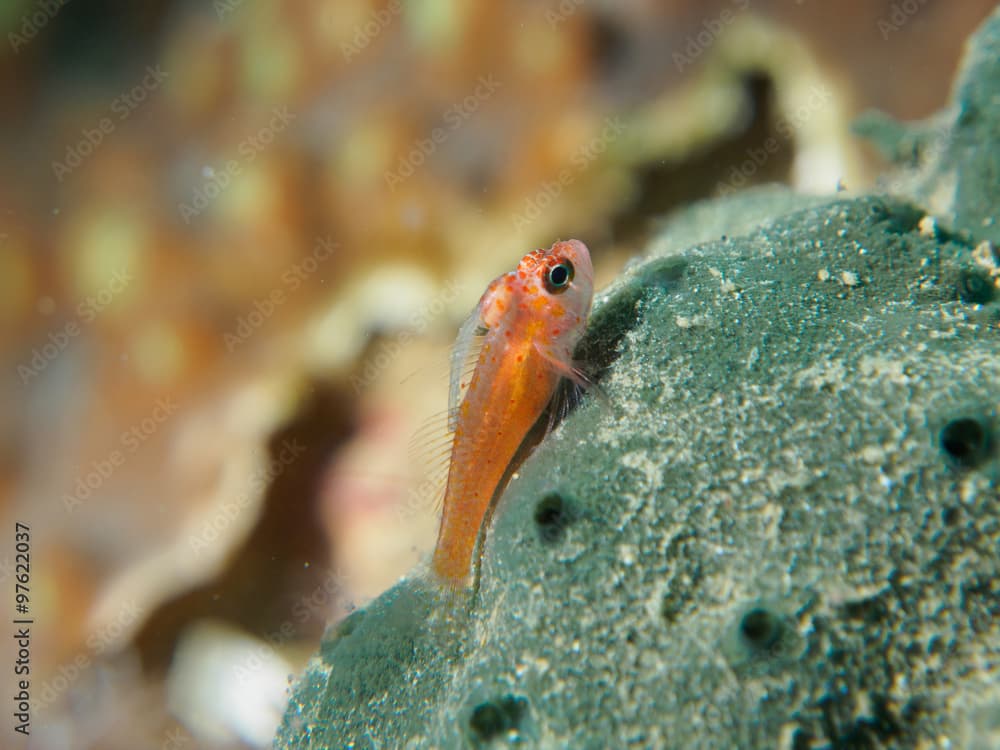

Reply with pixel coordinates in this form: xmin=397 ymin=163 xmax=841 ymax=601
xmin=533 ymin=344 xmax=612 ymax=433
xmin=408 ymin=407 xmax=459 ymax=448
xmin=545 ymin=378 xmax=585 ymax=434
xmin=542 ymin=371 xmax=613 ymax=434
xmin=534 ymin=343 xmax=605 ymax=392
xmin=405 ymin=407 xmax=459 ymax=516
xmin=448 ymin=306 xmax=487 ymax=431
xmin=406 ymin=293 xmax=489 ymax=519
xmin=398 ymin=359 xmax=449 ymax=387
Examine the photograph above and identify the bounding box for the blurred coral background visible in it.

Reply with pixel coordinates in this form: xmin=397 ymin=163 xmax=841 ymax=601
xmin=1 ymin=1 xmax=996 ymax=748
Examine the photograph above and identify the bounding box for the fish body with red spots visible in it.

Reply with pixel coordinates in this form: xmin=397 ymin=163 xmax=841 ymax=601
xmin=432 ymin=239 xmax=595 ymax=585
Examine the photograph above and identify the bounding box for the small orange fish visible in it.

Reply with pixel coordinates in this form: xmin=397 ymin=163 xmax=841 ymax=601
xmin=432 ymin=239 xmax=595 ymax=585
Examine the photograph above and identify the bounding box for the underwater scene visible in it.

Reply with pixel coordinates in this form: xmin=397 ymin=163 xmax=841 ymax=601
xmin=2 ymin=1 xmax=999 ymax=748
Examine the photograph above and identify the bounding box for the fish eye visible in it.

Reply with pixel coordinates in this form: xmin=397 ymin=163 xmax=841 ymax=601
xmin=544 ymin=260 xmax=574 ymax=294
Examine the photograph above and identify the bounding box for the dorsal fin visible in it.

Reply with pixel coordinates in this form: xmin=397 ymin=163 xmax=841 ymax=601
xmin=405 ymin=406 xmax=459 ymax=516
xmin=448 ymin=303 xmax=488 ymax=431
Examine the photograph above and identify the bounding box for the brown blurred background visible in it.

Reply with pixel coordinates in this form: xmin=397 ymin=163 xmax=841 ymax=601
xmin=1 ymin=1 xmax=996 ymax=748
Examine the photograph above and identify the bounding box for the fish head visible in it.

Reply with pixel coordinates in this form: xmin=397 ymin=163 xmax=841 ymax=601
xmin=514 ymin=238 xmax=594 ymax=354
